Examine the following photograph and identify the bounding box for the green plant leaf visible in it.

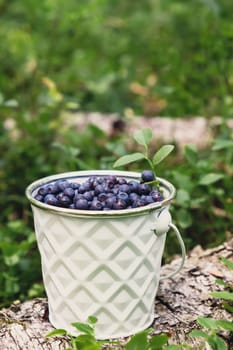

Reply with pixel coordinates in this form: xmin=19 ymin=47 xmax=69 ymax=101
xmin=211 ymin=291 xmax=233 ymax=301
xmin=164 ymin=345 xmax=183 ymax=349
xmin=215 ymin=278 xmax=228 ymax=287
xmin=113 ymin=152 xmax=145 ymax=168
xmin=223 ymin=302 xmax=233 ymax=313
xmin=197 ymin=317 xmax=217 ymax=330
xmin=71 ymin=322 xmax=94 ymax=335
xmin=184 ymin=144 xmax=198 ymax=165
xmin=149 ymin=333 xmax=169 ymax=349
xmin=177 ymin=208 xmax=192 ymax=229
xmin=74 ymin=334 xmax=101 ymax=350
xmin=88 ymin=316 xmax=98 ymax=325
xmin=45 ymin=328 xmax=67 ymax=337
xmin=207 ymin=334 xmax=227 ymax=350
xmin=212 ymin=139 xmax=233 ymax=150
xmin=199 ymin=173 xmax=224 ymax=185
xmin=216 ymin=320 xmax=233 ymax=331
xmin=176 ymin=189 xmax=190 ymax=207
xmin=153 ymin=145 xmax=174 ymax=166
xmin=221 ymin=257 xmax=233 ymax=271
xmin=189 ymin=329 xmax=208 ymax=339
xmin=133 ymin=128 xmax=153 ymax=147
xmin=125 ymin=331 xmax=148 ymax=350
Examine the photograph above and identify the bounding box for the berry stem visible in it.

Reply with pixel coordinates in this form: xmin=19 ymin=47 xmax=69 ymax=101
xmin=145 ymin=157 xmax=156 ymax=178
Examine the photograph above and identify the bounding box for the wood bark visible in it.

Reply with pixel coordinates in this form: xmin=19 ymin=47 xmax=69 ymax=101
xmin=64 ymin=112 xmax=233 ymax=149
xmin=0 ymin=240 xmax=232 ymax=350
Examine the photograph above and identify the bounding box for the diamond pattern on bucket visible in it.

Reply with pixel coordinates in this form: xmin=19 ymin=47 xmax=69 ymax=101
xmin=32 ymin=206 xmax=168 ymax=339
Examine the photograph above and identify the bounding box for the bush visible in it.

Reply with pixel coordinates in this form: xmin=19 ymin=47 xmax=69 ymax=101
xmin=1 ymin=0 xmax=233 ymax=116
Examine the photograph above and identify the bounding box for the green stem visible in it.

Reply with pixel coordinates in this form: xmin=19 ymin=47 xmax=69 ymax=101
xmin=145 ymin=156 xmax=156 ymax=175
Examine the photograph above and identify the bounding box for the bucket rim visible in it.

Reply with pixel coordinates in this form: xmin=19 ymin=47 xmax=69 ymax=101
xmin=25 ymin=170 xmax=176 ymax=218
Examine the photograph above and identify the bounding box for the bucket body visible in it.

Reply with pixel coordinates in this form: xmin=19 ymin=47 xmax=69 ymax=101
xmin=26 ymin=170 xmax=176 ymax=339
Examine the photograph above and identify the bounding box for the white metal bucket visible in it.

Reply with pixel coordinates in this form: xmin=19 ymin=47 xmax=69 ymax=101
xmin=26 ymin=170 xmax=185 ymax=340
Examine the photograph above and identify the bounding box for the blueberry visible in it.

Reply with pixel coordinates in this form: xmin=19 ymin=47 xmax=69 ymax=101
xmin=75 ymin=198 xmax=89 ymax=210
xmin=117 ymin=192 xmax=129 ymax=203
xmin=56 ymin=180 xmax=70 ymax=191
xmin=128 ymin=180 xmax=140 ymax=193
xmin=151 ymin=190 xmax=164 ymax=202
xmin=105 ymin=196 xmax=116 ymax=209
xmin=98 ymin=192 xmax=108 ymax=202
xmin=63 ymin=187 xmax=75 ymax=198
xmin=83 ymin=191 xmax=94 ymax=201
xmin=141 ymin=170 xmax=155 ymax=182
xmin=44 ymin=194 xmax=59 ymax=206
xmin=134 ymin=199 xmax=145 ymax=207
xmin=57 ymin=193 xmax=72 ymax=207
xmin=106 ymin=176 xmax=117 ymax=188
xmin=38 ymin=186 xmax=49 ymax=196
xmin=119 ymin=184 xmax=130 ymax=193
xmin=129 ymin=192 xmax=139 ymax=203
xmin=46 ymin=183 xmax=59 ymax=194
xmin=138 ymin=183 xmax=151 ymax=195
xmin=74 ymin=193 xmax=84 ymax=201
xmin=78 ymin=184 xmax=88 ymax=194
xmin=89 ymin=200 xmax=103 ymax=210
xmin=84 ymin=182 xmax=92 ymax=191
xmin=97 ymin=177 xmax=104 ymax=184
xmin=112 ymin=199 xmax=127 ymax=210
xmin=70 ymin=182 xmax=80 ymax=190
xmin=118 ymin=178 xmax=127 ymax=185
xmin=144 ymin=195 xmax=154 ymax=204
xmin=112 ymin=184 xmax=120 ymax=195
xmin=94 ymin=184 xmax=104 ymax=195
xmin=35 ymin=194 xmax=44 ymax=202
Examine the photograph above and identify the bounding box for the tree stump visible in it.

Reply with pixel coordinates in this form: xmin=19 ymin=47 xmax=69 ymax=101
xmin=0 ymin=240 xmax=232 ymax=350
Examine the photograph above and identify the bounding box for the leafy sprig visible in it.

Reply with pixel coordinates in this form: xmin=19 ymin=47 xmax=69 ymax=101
xmin=46 ymin=319 xmax=174 ymax=350
xmin=113 ymin=128 xmax=174 ymax=179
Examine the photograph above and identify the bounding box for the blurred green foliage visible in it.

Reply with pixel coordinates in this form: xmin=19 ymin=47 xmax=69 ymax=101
xmin=0 ymin=0 xmax=233 ymax=306
xmin=1 ymin=0 xmax=233 ymax=116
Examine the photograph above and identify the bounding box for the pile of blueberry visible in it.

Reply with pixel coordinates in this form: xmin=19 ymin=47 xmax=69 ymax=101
xmin=34 ymin=170 xmax=164 ymax=210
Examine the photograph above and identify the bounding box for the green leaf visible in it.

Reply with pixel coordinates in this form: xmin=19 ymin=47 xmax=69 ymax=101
xmin=184 ymin=144 xmax=198 ymax=165
xmin=197 ymin=317 xmax=217 ymax=330
xmin=71 ymin=322 xmax=94 ymax=335
xmin=176 ymin=189 xmax=190 ymax=207
xmin=221 ymin=257 xmax=233 ymax=271
xmin=45 ymin=328 xmax=67 ymax=337
xmin=153 ymin=145 xmax=174 ymax=166
xmin=211 ymin=291 xmax=233 ymax=301
xmin=113 ymin=152 xmax=145 ymax=168
xmin=133 ymin=128 xmax=153 ymax=147
xmin=171 ymin=171 xmax=194 ymax=191
xmin=207 ymin=334 xmax=227 ymax=350
xmin=199 ymin=173 xmax=224 ymax=185
xmin=88 ymin=316 xmax=98 ymax=325
xmin=177 ymin=208 xmax=192 ymax=229
xmin=223 ymin=302 xmax=233 ymax=313
xmin=149 ymin=333 xmax=169 ymax=349
xmin=216 ymin=320 xmax=233 ymax=331
xmin=164 ymin=345 xmax=183 ymax=350
xmin=215 ymin=278 xmax=228 ymax=287
xmin=189 ymin=329 xmax=208 ymax=339
xmin=125 ymin=331 xmax=148 ymax=350
xmin=74 ymin=334 xmax=101 ymax=350
xmin=212 ymin=139 xmax=233 ymax=150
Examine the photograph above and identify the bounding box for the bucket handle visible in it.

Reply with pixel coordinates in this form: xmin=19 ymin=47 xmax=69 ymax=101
xmin=160 ymin=223 xmax=186 ymax=280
